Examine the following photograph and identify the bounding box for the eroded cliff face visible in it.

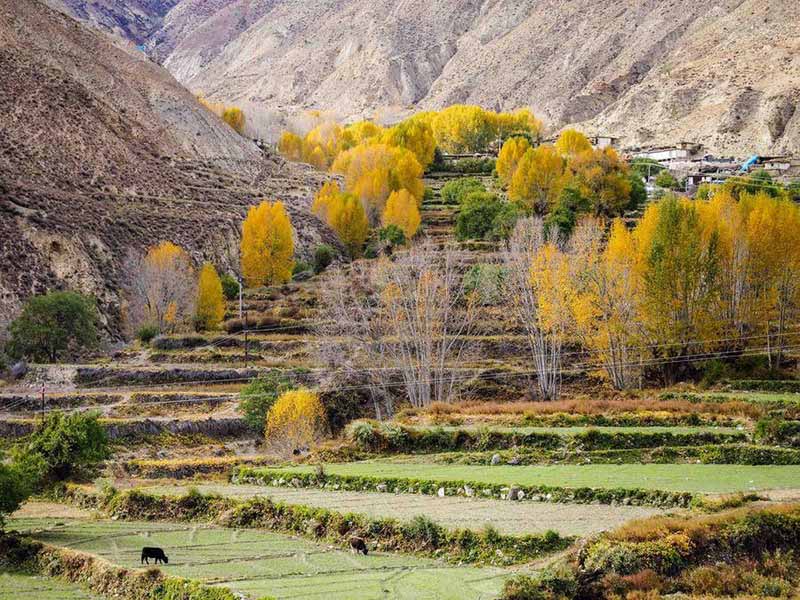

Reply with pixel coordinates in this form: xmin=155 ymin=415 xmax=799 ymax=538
xmin=58 ymin=0 xmax=800 ymax=156
xmin=0 ymin=0 xmax=341 ymax=334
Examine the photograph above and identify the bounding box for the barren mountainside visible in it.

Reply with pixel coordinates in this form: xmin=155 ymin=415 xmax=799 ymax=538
xmin=0 ymin=0 xmax=339 ymax=335
xmin=51 ymin=0 xmax=800 ymax=155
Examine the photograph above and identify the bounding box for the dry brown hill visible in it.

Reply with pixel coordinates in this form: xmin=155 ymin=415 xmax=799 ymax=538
xmin=57 ymin=0 xmax=800 ymax=156
xmin=0 ymin=0 xmax=339 ymax=335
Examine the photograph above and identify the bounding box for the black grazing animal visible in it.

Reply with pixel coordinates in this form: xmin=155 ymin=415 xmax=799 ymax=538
xmin=349 ymin=536 xmax=368 ymax=555
xmin=141 ymin=547 xmax=169 ymax=565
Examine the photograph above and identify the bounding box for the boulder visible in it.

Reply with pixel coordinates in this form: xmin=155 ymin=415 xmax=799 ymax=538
xmin=490 ymin=453 xmax=502 ymax=465
xmin=508 ymin=485 xmax=523 ymax=501
xmin=10 ymin=361 xmax=28 ymax=380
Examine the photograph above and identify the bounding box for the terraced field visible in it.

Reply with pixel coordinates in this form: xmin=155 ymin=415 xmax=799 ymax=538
xmin=8 ymin=516 xmax=509 ymax=600
xmin=257 ymin=463 xmax=800 ymax=494
xmin=424 ymin=425 xmax=743 ymax=434
xmin=0 ymin=572 xmax=103 ymax=600
xmin=135 ymin=483 xmax=664 ymax=536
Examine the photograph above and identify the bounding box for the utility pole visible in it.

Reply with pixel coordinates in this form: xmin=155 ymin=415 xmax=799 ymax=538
xmin=237 ymin=273 xmax=243 ymax=320
xmin=244 ymin=308 xmax=249 ymax=368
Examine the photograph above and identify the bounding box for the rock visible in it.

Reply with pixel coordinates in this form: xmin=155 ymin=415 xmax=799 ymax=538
xmin=464 ymin=485 xmax=474 ymax=497
xmin=376 ymin=483 xmax=388 ymax=493
xmin=623 ymin=497 xmax=631 ymax=505
xmin=10 ymin=361 xmax=27 ymax=380
xmin=293 ymin=270 xmax=313 ymax=282
xmin=507 ymin=456 xmax=521 ymax=465
xmin=508 ymin=486 xmax=522 ymax=501
xmin=290 ymin=478 xmax=302 ymax=487
xmin=490 ymin=453 xmax=502 ymax=465
xmin=437 ymin=487 xmax=446 ymax=497
xmin=517 ymin=490 xmax=525 ymax=501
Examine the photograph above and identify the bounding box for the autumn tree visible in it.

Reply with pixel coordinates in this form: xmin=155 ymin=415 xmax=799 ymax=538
xmin=569 ymin=147 xmax=632 ymax=216
xmin=328 ymin=193 xmax=370 ymax=258
xmin=265 ymin=389 xmax=327 ymax=455
xmin=497 ymin=136 xmax=532 ymax=185
xmin=277 ymin=131 xmax=304 ymax=161
xmin=241 ymin=201 xmax=295 ymax=287
xmin=555 ymin=129 xmax=592 ymax=157
xmin=126 ymin=241 xmax=196 ymax=334
xmin=382 ymin=189 xmax=421 ymax=240
xmin=345 ymin=120 xmax=385 ymax=145
xmin=509 ymin=145 xmax=568 ymax=215
xmin=195 ymin=262 xmax=226 ymax=331
xmin=382 ymin=118 xmax=436 ymax=168
xmin=222 ymin=107 xmax=246 ymax=135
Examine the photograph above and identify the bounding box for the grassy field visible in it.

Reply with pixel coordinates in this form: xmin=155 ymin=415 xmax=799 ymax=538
xmin=9 ymin=516 xmax=509 ymax=600
xmin=0 ymin=572 xmax=103 ymax=600
xmin=428 ymin=425 xmax=743 ymax=434
xmin=135 ymin=483 xmax=663 ymax=536
xmin=702 ymin=391 xmax=800 ymax=405
xmin=261 ymin=463 xmax=800 ymax=494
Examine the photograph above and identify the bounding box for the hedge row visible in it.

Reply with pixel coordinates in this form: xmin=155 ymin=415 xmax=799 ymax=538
xmin=118 ymin=455 xmax=280 ymax=479
xmin=347 ymin=420 xmax=747 ymax=454
xmin=0 ymin=532 xmax=251 ymax=600
xmin=755 ymin=418 xmax=800 ymax=448
xmin=233 ymin=467 xmax=695 ymax=508
xmin=726 ymin=379 xmax=800 ymax=394
xmin=65 ymin=487 xmax=570 ymax=566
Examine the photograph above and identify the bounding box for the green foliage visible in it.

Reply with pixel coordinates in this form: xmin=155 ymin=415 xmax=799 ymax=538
xmin=0 ymin=456 xmax=34 ymax=527
xmin=755 ymin=418 xmax=800 ymax=447
xmin=628 ymin=172 xmax=647 ymax=210
xmin=440 ymin=157 xmax=496 ymax=174
xmin=423 ymin=187 xmax=435 ymax=203
xmin=655 ymin=169 xmax=679 ymax=189
xmin=7 ymin=291 xmax=99 ymax=362
xmin=729 ymin=379 xmax=800 ymax=393
xmin=544 ymin=185 xmax=589 ymax=239
xmin=440 ymin=177 xmax=486 ymax=205
xmin=136 ymin=324 xmax=160 ymax=345
xmin=239 ymin=372 xmax=293 ymax=434
xmin=463 ymin=264 xmax=508 ymax=305
xmin=313 ymin=244 xmax=335 ymax=274
xmin=17 ymin=411 xmax=110 ymax=488
xmin=630 ymin=158 xmax=664 ymax=179
xmin=455 ymin=192 xmax=504 ymax=241
xmin=292 ymin=260 xmax=313 ymax=276
xmin=378 ymin=224 xmax=407 ymax=247
xmin=490 ymin=202 xmax=521 ymax=241
xmin=403 ymin=515 xmax=444 ymax=548
xmin=220 ymin=273 xmax=240 ymax=301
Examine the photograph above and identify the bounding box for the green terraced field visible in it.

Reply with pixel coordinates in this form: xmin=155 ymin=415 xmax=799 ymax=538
xmin=261 ymin=463 xmax=800 ymax=494
xmin=9 ymin=517 xmax=508 ymax=600
xmin=136 ymin=483 xmax=663 ymax=536
xmin=429 ymin=425 xmax=743 ymax=434
xmin=702 ymin=391 xmax=800 ymax=405
xmin=0 ymin=572 xmax=103 ymax=600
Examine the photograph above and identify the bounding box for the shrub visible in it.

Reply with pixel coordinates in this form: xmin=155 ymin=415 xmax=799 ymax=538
xmin=455 ymin=192 xmax=504 ymax=240
xmin=220 ymin=273 xmax=240 ymax=301
xmin=729 ymin=379 xmax=800 ymax=393
xmin=655 ymin=169 xmax=679 ymax=190
xmin=239 ymin=371 xmax=293 ymax=434
xmin=463 ymin=264 xmax=508 ymax=305
xmin=292 ymin=260 xmax=313 ymax=276
xmin=265 ymin=389 xmax=327 ymax=454
xmin=7 ymin=291 xmax=99 ymax=362
xmin=440 ymin=177 xmax=486 ymax=205
xmin=0 ymin=455 xmax=34 ymax=527
xmin=378 ymin=224 xmax=407 ymax=247
xmin=442 ymin=157 xmax=496 ymax=174
xmin=136 ymin=324 xmax=160 ymax=345
xmin=490 ymin=202 xmax=521 ymax=241
xmin=313 ymin=244 xmax=335 ymax=274
xmin=423 ymin=187 xmax=435 ymax=203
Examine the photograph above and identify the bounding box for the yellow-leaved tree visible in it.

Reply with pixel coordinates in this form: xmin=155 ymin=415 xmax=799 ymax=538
xmin=569 ymin=147 xmax=632 ymax=216
xmin=240 ymin=201 xmax=295 ymax=287
xmin=277 ymin=132 xmax=304 ymax=162
xmin=509 ymin=145 xmax=568 ymax=214
xmin=382 ymin=118 xmax=437 ymax=168
xmin=382 ymin=189 xmax=422 ymax=239
xmin=265 ymin=389 xmax=327 ymax=455
xmin=554 ymin=129 xmax=592 ymax=157
xmin=497 ymin=136 xmax=532 ymax=185
xmin=195 ymin=262 xmax=226 ymax=331
xmin=222 ymin=107 xmax=246 ymax=135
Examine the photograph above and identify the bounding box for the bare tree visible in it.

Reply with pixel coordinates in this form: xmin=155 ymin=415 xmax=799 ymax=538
xmin=319 ymin=241 xmax=476 ymax=414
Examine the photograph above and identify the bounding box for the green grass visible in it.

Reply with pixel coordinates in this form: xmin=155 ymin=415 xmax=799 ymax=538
xmin=0 ymin=572 xmax=103 ymax=600
xmin=429 ymin=425 xmax=744 ymax=434
xmin=264 ymin=463 xmax=800 ymax=494
xmin=9 ymin=517 xmax=508 ymax=600
xmin=702 ymin=391 xmax=800 ymax=405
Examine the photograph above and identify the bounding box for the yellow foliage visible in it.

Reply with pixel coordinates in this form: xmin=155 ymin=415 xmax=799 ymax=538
xmin=381 ymin=118 xmax=436 ymax=168
xmin=240 ymin=200 xmax=295 ymax=288
xmin=530 ymin=243 xmax=575 ymax=335
xmin=509 ymin=145 xmax=567 ymax=214
xmin=496 ymin=136 xmax=532 ymax=185
xmin=431 ymin=105 xmax=542 ymax=153
xmin=137 ymin=241 xmax=196 ymax=333
xmin=278 ymin=132 xmax=304 ymax=161
xmin=569 ymin=147 xmax=632 ymax=216
xmin=328 ymin=193 xmax=369 ymax=258
xmin=311 ymin=181 xmax=342 ymax=222
xmin=382 ymin=189 xmax=422 ymax=239
xmin=195 ymin=262 xmax=226 ymax=331
xmin=265 ymin=389 xmax=327 ymax=454
xmin=345 ymin=121 xmax=385 ymax=145
xmin=196 ymin=95 xmax=246 ymax=136
xmin=555 ymin=129 xmax=592 ymax=157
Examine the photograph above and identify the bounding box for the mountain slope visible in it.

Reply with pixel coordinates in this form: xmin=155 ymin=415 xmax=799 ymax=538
xmin=0 ymin=0 xmax=339 ymax=335
xmin=77 ymin=0 xmax=799 ymax=156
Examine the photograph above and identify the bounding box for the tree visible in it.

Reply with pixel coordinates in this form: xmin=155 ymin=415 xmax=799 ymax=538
xmin=277 ymin=131 xmax=304 ymax=161
xmin=382 ymin=118 xmax=436 ymax=168
xmin=241 ymin=200 xmax=295 ymax=287
xmin=7 ymin=291 xmax=99 ymax=363
xmin=126 ymin=241 xmax=196 ymax=334
xmin=655 ymin=169 xmax=679 ymax=190
xmin=265 ymin=389 xmax=327 ymax=455
xmin=569 ymin=147 xmax=632 ymax=216
xmin=313 ymin=183 xmax=369 ymax=257
xmin=554 ymin=129 xmax=592 ymax=157
xmin=628 ymin=172 xmax=647 ymax=210
xmin=240 ymin=371 xmax=293 ymax=434
xmin=509 ymin=145 xmax=568 ymax=215
xmin=220 ymin=273 xmax=240 ymax=301
xmin=195 ymin=263 xmax=226 ymax=331
xmin=455 ymin=192 xmax=504 ymax=241
xmin=18 ymin=411 xmax=110 ymax=488
xmin=497 ymin=137 xmax=532 ymax=185
xmin=0 ymin=455 xmax=35 ymax=527
xmin=382 ymin=189 xmax=422 ymax=240
xmin=222 ymin=107 xmax=246 ymax=135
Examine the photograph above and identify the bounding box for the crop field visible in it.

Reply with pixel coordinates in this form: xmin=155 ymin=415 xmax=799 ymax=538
xmin=427 ymin=425 xmax=743 ymax=434
xmin=0 ymin=572 xmax=103 ymax=600
xmin=700 ymin=391 xmax=800 ymax=405
xmin=135 ymin=483 xmax=664 ymax=536
xmin=8 ymin=516 xmax=509 ymax=600
xmin=260 ymin=463 xmax=800 ymax=494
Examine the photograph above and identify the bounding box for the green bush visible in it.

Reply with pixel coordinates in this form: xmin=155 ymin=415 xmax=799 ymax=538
xmin=378 ymin=224 xmax=406 ymax=247
xmin=239 ymin=372 xmax=293 ymax=434
xmin=441 ymin=157 xmax=496 ymax=174
xmin=220 ymin=274 xmax=240 ymax=301
xmin=292 ymin=260 xmax=313 ymax=278
xmin=440 ymin=177 xmax=486 ymax=205
xmin=136 ymin=324 xmax=160 ymax=345
xmin=463 ymin=264 xmax=508 ymax=305
xmin=313 ymin=244 xmax=335 ymax=274
xmin=628 ymin=173 xmax=647 ymax=210
xmin=729 ymin=379 xmax=800 ymax=393
xmin=755 ymin=418 xmax=800 ymax=447
xmin=0 ymin=455 xmax=34 ymax=527
xmin=490 ymin=202 xmax=521 ymax=241
xmin=7 ymin=291 xmax=100 ymax=362
xmin=455 ymin=192 xmax=504 ymax=240
xmin=423 ymin=187 xmax=435 ymax=203
xmin=655 ymin=169 xmax=679 ymax=190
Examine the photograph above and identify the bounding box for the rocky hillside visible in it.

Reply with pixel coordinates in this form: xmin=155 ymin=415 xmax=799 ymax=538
xmin=0 ymin=0 xmax=339 ymax=335
xmin=51 ymin=0 xmax=800 ymax=155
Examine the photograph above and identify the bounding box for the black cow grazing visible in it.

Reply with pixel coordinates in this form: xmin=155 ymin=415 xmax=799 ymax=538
xmin=349 ymin=537 xmax=368 ymax=555
xmin=141 ymin=547 xmax=169 ymax=565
